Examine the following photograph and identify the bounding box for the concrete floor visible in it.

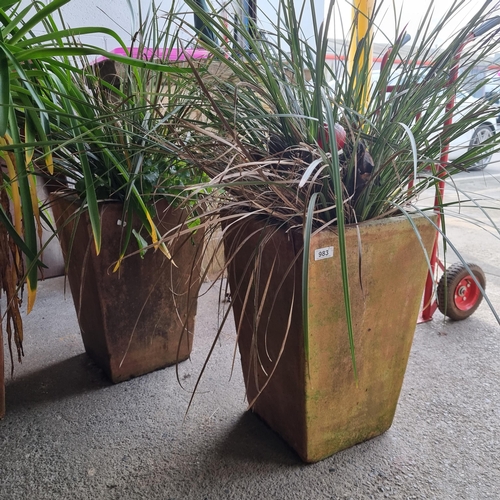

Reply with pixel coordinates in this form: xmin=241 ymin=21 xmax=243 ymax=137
xmin=1 ymin=179 xmax=500 ymax=498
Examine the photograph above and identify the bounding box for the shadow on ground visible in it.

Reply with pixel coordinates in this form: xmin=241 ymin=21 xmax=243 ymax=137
xmin=5 ymin=353 xmax=110 ymax=412
xmin=216 ymin=411 xmax=302 ymax=466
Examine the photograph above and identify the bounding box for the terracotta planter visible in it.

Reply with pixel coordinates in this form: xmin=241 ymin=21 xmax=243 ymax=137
xmin=0 ymin=325 xmax=4 ymax=419
xmin=51 ymin=196 xmax=204 ymax=383
xmin=224 ymin=215 xmax=436 ymax=462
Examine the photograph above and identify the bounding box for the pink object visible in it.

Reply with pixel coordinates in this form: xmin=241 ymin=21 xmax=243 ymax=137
xmin=94 ymin=47 xmax=210 ymax=64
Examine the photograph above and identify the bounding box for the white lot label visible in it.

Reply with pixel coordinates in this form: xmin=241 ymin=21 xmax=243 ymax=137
xmin=314 ymin=246 xmax=334 ymax=261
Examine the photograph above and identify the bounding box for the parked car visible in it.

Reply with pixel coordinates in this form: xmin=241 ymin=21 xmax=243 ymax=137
xmin=368 ymin=70 xmax=498 ymax=170
xmin=445 ymin=93 xmax=497 ymax=170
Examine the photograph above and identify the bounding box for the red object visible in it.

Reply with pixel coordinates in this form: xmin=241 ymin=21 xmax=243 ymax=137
xmin=453 ymin=276 xmax=482 ymax=311
xmin=334 ymin=123 xmax=347 ymax=150
xmin=410 ymin=19 xmax=499 ymax=322
xmin=418 ymin=34 xmax=470 ymax=323
xmin=318 ymin=122 xmax=346 ymax=150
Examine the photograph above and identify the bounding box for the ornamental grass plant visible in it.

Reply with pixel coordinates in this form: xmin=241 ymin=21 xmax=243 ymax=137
xmin=43 ymin=4 xmax=208 ymax=265
xmin=165 ymin=0 xmax=500 ymax=400
xmin=179 ymin=0 xmax=500 ymax=225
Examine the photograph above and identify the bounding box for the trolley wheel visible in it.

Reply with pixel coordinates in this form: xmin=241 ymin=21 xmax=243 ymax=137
xmin=437 ymin=263 xmax=486 ymax=321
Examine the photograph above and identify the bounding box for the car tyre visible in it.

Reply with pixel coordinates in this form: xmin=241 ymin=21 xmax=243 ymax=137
xmin=467 ymin=124 xmax=494 ymax=170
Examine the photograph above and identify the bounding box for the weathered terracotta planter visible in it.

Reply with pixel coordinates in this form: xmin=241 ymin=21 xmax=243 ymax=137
xmin=51 ymin=196 xmax=204 ymax=383
xmin=0 ymin=325 xmax=4 ymax=419
xmin=224 ymin=215 xmax=436 ymax=462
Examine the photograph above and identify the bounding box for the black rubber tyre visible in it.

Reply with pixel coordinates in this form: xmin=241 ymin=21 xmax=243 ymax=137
xmin=437 ymin=263 xmax=486 ymax=321
xmin=467 ymin=124 xmax=494 ymax=171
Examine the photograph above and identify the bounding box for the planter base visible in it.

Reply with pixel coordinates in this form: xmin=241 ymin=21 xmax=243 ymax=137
xmin=225 ymin=215 xmax=436 ymax=462
xmin=52 ymin=197 xmax=204 ymax=383
xmin=0 ymin=325 xmax=4 ymax=419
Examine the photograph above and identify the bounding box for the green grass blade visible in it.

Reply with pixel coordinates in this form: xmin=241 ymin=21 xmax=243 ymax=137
xmin=0 ymin=42 xmax=9 ymax=135
xmin=302 ymin=191 xmax=319 ymax=367
xmin=8 ymin=102 xmax=38 ymax=300
xmin=323 ymin=91 xmax=358 ymax=381
xmin=9 ymin=0 xmax=71 ymax=43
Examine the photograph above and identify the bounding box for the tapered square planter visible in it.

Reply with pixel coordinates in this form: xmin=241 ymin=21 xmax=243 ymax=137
xmin=51 ymin=196 xmax=204 ymax=383
xmin=224 ymin=214 xmax=436 ymax=462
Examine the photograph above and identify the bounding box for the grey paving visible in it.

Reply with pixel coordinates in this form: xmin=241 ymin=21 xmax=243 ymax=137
xmin=1 ymin=172 xmax=500 ymax=499
xmin=1 ymin=268 xmax=499 ymax=500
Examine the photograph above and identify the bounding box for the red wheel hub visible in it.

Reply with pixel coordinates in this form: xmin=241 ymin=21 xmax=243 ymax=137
xmin=454 ymin=276 xmax=481 ymax=311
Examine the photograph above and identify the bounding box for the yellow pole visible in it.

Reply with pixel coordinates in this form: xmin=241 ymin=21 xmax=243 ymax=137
xmin=348 ymin=0 xmax=374 ymax=112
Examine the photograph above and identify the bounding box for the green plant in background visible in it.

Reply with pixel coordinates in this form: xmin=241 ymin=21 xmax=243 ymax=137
xmin=0 ymin=0 xmax=192 ymax=367
xmin=26 ymin=3 xmax=215 ymax=384
xmin=42 ymin=4 xmax=210 ymax=268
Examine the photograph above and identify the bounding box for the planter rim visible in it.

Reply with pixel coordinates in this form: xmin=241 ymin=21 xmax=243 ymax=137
xmin=223 ymin=211 xmax=433 ymax=233
xmin=49 ymin=192 xmax=187 ymax=213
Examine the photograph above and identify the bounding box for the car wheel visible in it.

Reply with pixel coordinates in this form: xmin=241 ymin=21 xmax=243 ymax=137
xmin=468 ymin=124 xmax=494 ymax=170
